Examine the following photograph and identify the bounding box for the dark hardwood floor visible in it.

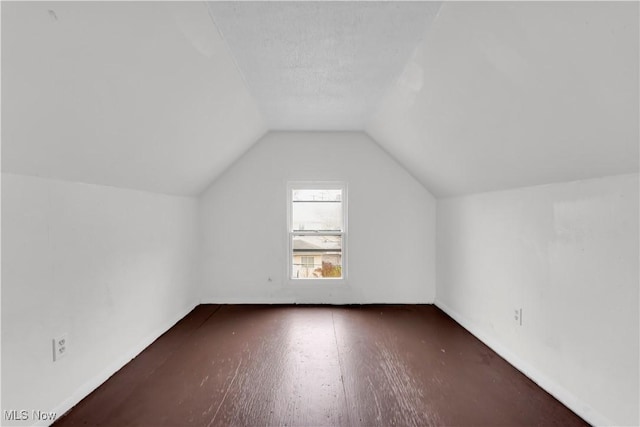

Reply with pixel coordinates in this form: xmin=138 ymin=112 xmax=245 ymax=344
xmin=54 ymin=305 xmax=587 ymax=427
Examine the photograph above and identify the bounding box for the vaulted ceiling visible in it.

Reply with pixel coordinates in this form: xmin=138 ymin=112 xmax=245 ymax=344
xmin=2 ymin=1 xmax=266 ymax=196
xmin=367 ymin=1 xmax=639 ymax=196
xmin=2 ymin=1 xmax=638 ymax=197
xmin=207 ymin=1 xmax=441 ymax=130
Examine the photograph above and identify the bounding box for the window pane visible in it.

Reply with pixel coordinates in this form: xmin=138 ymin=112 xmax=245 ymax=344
xmin=292 ymin=201 xmax=342 ymax=231
xmin=292 ymin=235 xmax=342 ymax=279
xmin=292 ymin=189 xmax=342 ymax=231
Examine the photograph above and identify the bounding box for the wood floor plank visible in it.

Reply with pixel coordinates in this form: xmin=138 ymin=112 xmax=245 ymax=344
xmin=55 ymin=304 xmax=221 ymax=426
xmin=210 ymin=306 xmax=347 ymax=427
xmin=93 ymin=305 xmax=273 ymax=426
xmin=54 ymin=304 xmax=588 ymax=427
xmin=332 ymin=305 xmax=443 ymax=426
xmin=333 ymin=305 xmax=586 ymax=427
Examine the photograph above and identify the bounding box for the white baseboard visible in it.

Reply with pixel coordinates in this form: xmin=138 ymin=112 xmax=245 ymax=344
xmin=200 ymin=297 xmax=435 ymax=305
xmin=200 ymin=297 xmax=297 ymax=304
xmin=435 ymin=299 xmax=613 ymax=427
xmin=38 ymin=302 xmax=198 ymax=427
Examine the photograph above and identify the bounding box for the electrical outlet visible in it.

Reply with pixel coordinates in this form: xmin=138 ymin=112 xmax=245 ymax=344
xmin=514 ymin=308 xmax=522 ymax=326
xmin=53 ymin=334 xmax=68 ymax=361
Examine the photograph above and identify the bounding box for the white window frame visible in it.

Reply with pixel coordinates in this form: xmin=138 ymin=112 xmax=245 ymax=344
xmin=287 ymin=181 xmax=348 ymax=284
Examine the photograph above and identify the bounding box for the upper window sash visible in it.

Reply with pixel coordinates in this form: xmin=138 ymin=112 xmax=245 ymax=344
xmin=289 ymin=183 xmax=345 ymax=233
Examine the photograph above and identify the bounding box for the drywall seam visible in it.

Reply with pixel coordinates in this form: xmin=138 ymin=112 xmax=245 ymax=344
xmin=434 ymin=299 xmax=613 ymax=427
xmin=38 ymin=302 xmax=198 ymax=427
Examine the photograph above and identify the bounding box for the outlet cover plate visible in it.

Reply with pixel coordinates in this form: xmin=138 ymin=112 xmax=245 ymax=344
xmin=53 ymin=333 xmax=68 ymax=361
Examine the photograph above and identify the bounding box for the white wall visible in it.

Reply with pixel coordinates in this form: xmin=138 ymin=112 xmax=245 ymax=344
xmin=436 ymin=173 xmax=639 ymax=426
xmin=367 ymin=2 xmax=638 ymax=197
xmin=1 ymin=173 xmax=199 ymax=426
xmin=2 ymin=1 xmax=267 ymax=196
xmin=200 ymin=132 xmax=436 ymax=304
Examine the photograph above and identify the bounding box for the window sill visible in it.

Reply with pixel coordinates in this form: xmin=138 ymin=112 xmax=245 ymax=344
xmin=287 ymin=278 xmax=348 ymax=286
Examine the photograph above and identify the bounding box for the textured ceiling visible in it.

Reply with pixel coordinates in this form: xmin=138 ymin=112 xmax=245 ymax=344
xmin=2 ymin=1 xmax=637 ymax=198
xmin=207 ymin=1 xmax=441 ymax=130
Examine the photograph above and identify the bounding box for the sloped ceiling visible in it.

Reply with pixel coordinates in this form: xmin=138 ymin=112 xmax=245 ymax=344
xmin=367 ymin=1 xmax=639 ymax=197
xmin=207 ymin=1 xmax=441 ymax=130
xmin=2 ymin=2 xmax=638 ymax=198
xmin=1 ymin=1 xmax=266 ymax=196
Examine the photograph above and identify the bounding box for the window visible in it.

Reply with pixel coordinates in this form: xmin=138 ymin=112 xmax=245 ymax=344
xmin=288 ymin=183 xmax=346 ymax=280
